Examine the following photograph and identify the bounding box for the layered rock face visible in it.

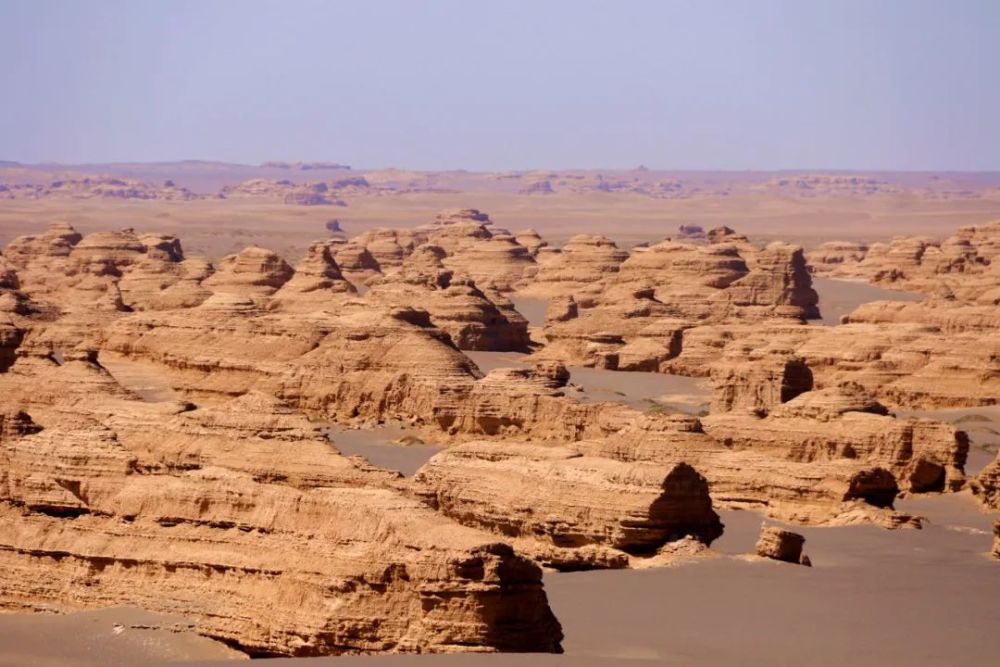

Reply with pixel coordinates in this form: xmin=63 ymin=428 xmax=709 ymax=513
xmin=519 ymin=234 xmax=628 ymax=298
xmin=709 ymin=351 xmax=813 ymax=414
xmin=534 ymin=235 xmax=819 ymax=369
xmin=808 ymin=220 xmax=1000 ymax=300
xmin=755 ymin=526 xmax=810 ymax=566
xmin=203 ymin=246 xmax=294 ymax=299
xmin=269 ymin=240 xmax=355 ymax=311
xmin=412 ymin=443 xmax=722 ymax=569
xmin=703 ymin=386 xmax=968 ymax=493
xmin=574 ymin=414 xmax=910 ymax=527
xmin=972 ymin=454 xmax=1000 ymax=511
xmin=795 ymin=323 xmax=1000 ymax=408
xmin=0 ymin=357 xmax=563 ymax=656
xmin=365 ymin=265 xmax=529 ymax=351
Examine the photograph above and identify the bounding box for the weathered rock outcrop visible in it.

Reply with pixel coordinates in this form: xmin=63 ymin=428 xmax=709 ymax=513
xmin=971 ymin=454 xmax=1000 ymax=511
xmin=0 ymin=358 xmax=564 ymax=656
xmin=755 ymin=526 xmax=811 ymax=566
xmin=703 ymin=386 xmax=969 ymax=492
xmin=574 ymin=414 xmax=910 ymax=527
xmin=269 ymin=240 xmax=355 ymax=311
xmin=808 ymin=220 xmax=1000 ymax=301
xmin=412 ymin=442 xmax=722 ymax=569
xmin=519 ymin=235 xmax=628 ymax=297
xmin=203 ymin=246 xmax=294 ymax=299
xmin=365 ymin=265 xmax=529 ymax=351
xmin=710 ymin=351 xmax=813 ymax=414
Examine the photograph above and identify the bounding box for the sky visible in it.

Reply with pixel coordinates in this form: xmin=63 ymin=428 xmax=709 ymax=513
xmin=1 ymin=0 xmax=998 ymax=171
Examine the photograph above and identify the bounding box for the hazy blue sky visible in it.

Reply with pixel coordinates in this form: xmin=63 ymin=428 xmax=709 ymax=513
xmin=1 ymin=0 xmax=998 ymax=170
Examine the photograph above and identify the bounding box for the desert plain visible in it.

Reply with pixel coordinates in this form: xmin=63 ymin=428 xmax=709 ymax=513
xmin=0 ymin=161 xmax=998 ymax=666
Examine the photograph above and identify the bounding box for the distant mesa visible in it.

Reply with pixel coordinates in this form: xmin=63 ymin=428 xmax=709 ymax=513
xmin=431 ymin=208 xmax=493 ymax=226
xmin=260 ymin=161 xmax=351 ymax=171
xmin=325 ymin=219 xmax=344 ymax=233
xmin=677 ymin=224 xmax=706 ymax=240
xmin=520 ymin=179 xmax=555 ymax=195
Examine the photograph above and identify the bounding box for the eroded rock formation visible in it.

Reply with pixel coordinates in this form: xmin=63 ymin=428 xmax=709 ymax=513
xmin=755 ymin=526 xmax=811 ymax=566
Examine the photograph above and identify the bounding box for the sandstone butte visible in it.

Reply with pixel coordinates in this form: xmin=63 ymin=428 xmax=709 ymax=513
xmin=0 ymin=213 xmax=997 ymax=657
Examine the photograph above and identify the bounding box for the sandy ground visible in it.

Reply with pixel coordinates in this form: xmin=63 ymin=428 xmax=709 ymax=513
xmin=465 ymin=351 xmax=710 ymax=414
xmin=324 ymin=425 xmax=444 ymax=477
xmin=0 ymin=607 xmax=245 ymax=666
xmin=810 ymin=276 xmax=924 ymax=325
xmin=508 ymin=296 xmax=549 ymax=327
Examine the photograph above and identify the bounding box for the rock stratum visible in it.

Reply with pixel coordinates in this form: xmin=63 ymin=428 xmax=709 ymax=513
xmin=0 ymin=213 xmax=997 ymax=656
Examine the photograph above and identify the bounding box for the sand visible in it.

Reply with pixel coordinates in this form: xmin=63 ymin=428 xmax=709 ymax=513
xmin=98 ymin=352 xmax=181 ymax=403
xmin=811 ymin=276 xmax=924 ymax=325
xmin=0 ymin=607 xmax=245 ymax=667
xmin=465 ymin=351 xmax=710 ymax=414
xmin=508 ymin=296 xmax=549 ymax=327
xmin=324 ymin=425 xmax=444 ymax=476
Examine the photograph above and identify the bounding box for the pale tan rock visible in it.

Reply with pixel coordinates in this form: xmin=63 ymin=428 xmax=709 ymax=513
xmin=365 ymin=268 xmax=529 ymax=351
xmin=412 ymin=442 xmax=722 ymax=569
xmin=576 ymin=416 xmax=910 ymax=527
xmin=417 ymin=218 xmax=536 ymax=293
xmin=844 ymin=299 xmax=1000 ymax=333
xmin=807 ymin=240 xmax=868 ymax=275
xmin=809 ymin=219 xmax=1000 ymax=301
xmin=971 ymin=453 xmax=1000 ymax=511
xmin=755 ymin=526 xmax=810 ymax=566
xmin=709 ymin=351 xmax=813 ymax=414
xmin=202 ymin=246 xmax=293 ymax=299
xmin=0 ymin=362 xmax=564 ymax=656
xmin=703 ymin=386 xmax=969 ymax=492
xmin=520 ymin=234 xmax=628 ymax=297
xmin=514 ymin=229 xmax=548 ymax=256
xmin=269 ymin=240 xmax=356 ymax=311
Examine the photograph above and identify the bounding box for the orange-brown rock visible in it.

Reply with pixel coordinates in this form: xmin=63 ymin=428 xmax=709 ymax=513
xmin=514 ymin=229 xmax=548 ymax=256
xmin=365 ymin=266 xmax=529 ymax=351
xmin=575 ymin=415 xmax=910 ymax=527
xmin=843 ymin=299 xmax=1000 ymax=333
xmin=202 ymin=246 xmax=294 ymax=300
xmin=519 ymin=234 xmax=628 ymax=298
xmin=534 ymin=238 xmax=818 ymax=369
xmin=971 ymin=453 xmax=1000 ymax=511
xmin=269 ymin=240 xmax=355 ymax=311
xmin=421 ymin=220 xmax=536 ymax=293
xmin=709 ymin=350 xmax=813 ymax=414
xmin=755 ymin=526 xmax=810 ymax=566
xmin=809 ymin=219 xmax=1000 ymax=301
xmin=0 ymin=357 xmax=564 ymax=656
xmin=412 ymin=442 xmax=722 ymax=569
xmin=795 ymin=323 xmax=1000 ymax=408
xmin=703 ymin=386 xmax=969 ymax=492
